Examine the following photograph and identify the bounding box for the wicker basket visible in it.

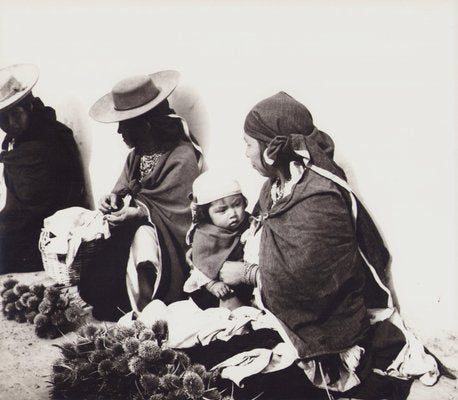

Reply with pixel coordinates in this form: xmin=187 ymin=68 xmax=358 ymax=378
xmin=39 ymin=229 xmax=102 ymax=286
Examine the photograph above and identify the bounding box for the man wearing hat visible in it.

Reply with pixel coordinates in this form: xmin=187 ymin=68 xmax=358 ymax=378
xmin=78 ymin=70 xmax=202 ymax=320
xmin=0 ymin=64 xmax=86 ymax=274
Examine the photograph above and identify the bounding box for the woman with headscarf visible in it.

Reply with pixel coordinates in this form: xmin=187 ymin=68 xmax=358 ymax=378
xmin=78 ymin=71 xmax=202 ymax=321
xmin=217 ymin=92 xmax=439 ymax=399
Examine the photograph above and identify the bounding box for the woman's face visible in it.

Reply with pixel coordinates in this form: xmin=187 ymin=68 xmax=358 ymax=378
xmin=0 ymin=105 xmax=31 ymax=138
xmin=244 ymin=133 xmax=271 ymax=177
xmin=117 ymin=118 xmax=154 ymax=152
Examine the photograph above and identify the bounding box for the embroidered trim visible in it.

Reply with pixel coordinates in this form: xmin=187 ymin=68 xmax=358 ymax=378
xmin=139 ymin=152 xmax=163 ymax=182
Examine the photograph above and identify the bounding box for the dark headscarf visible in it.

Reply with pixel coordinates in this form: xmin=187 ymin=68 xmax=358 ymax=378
xmin=244 ymin=91 xmax=346 ymax=180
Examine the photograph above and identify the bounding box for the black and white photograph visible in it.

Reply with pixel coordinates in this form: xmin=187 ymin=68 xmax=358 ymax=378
xmin=0 ymin=1 xmax=457 ymax=399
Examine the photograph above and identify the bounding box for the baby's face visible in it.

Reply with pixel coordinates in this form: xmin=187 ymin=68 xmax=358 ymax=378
xmin=208 ymin=194 xmax=245 ymax=231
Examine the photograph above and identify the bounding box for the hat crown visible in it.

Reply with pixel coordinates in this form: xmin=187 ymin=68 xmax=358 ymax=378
xmin=0 ymin=74 xmax=25 ymax=102
xmin=192 ymin=171 xmax=242 ymax=205
xmin=112 ymin=75 xmax=159 ymax=111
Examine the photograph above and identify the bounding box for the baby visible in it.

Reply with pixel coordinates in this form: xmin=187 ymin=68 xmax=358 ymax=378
xmin=184 ymin=171 xmax=252 ymax=310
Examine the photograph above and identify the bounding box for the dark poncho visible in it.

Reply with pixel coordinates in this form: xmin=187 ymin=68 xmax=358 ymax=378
xmin=78 ymin=139 xmax=199 ymax=321
xmin=0 ymin=97 xmax=86 ymax=273
xmin=245 ymin=92 xmax=390 ymax=359
xmin=192 ymin=214 xmax=250 ymax=280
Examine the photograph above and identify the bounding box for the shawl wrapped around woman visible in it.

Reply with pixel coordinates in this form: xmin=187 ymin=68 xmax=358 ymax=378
xmin=245 ymin=92 xmax=390 ymax=359
xmin=79 ymin=140 xmax=199 ymax=320
xmin=0 ymin=97 xmax=86 ymax=272
xmin=112 ymin=141 xmax=199 ymax=303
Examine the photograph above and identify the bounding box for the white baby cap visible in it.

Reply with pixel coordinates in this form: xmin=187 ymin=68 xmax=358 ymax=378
xmin=191 ymin=170 xmax=242 ymax=205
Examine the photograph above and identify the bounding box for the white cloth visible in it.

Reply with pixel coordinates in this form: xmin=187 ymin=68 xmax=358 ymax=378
xmin=41 ymin=207 xmax=110 ymax=266
xmin=125 ymin=224 xmax=162 ymax=312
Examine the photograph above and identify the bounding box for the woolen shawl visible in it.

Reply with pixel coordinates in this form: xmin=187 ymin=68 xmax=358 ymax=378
xmin=244 ymin=92 xmax=390 ymax=358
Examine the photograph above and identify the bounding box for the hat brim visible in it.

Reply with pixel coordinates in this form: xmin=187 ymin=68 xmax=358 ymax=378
xmin=0 ymin=64 xmax=39 ymax=113
xmin=89 ymin=70 xmax=180 ymax=123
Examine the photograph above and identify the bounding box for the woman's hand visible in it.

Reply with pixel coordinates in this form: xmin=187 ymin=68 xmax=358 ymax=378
xmin=105 ymin=205 xmax=147 ymax=226
xmin=206 ymin=281 xmax=231 ymax=299
xmin=98 ymin=193 xmax=121 ymax=214
xmin=219 ymin=261 xmax=246 ymax=286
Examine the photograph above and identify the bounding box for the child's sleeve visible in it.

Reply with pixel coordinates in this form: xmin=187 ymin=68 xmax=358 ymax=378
xmin=183 ymin=267 xmax=214 ymax=293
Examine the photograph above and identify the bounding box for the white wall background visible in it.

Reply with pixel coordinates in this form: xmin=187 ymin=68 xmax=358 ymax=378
xmin=1 ymin=0 xmax=456 ymax=340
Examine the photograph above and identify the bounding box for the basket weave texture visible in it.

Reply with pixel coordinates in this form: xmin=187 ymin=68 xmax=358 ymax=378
xmin=39 ymin=229 xmax=101 ymax=286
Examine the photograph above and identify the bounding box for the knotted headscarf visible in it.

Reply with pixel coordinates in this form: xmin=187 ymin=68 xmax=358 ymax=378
xmin=244 ymin=92 xmax=346 ymax=180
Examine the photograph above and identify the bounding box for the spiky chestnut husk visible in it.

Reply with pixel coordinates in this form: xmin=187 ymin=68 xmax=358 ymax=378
xmin=26 ymin=311 xmax=38 ymax=324
xmin=160 ymin=348 xmax=177 ymax=364
xmin=52 ymin=360 xmax=72 ymax=374
xmin=122 ymin=337 xmax=140 ymax=354
xmin=44 ymin=286 xmax=61 ymax=303
xmin=19 ymin=292 xmax=33 ymax=307
xmin=13 ymin=284 xmax=30 ymax=297
xmin=52 ymin=371 xmax=71 ymax=387
xmin=138 ymin=340 xmax=161 ymax=362
xmin=59 ymin=342 xmax=78 ymax=359
xmin=76 ymin=362 xmax=95 ymax=376
xmin=2 ymin=289 xmax=19 ymax=303
xmin=159 ymin=373 xmax=182 ymax=392
xmin=46 ymin=325 xmax=61 ymax=339
xmin=14 ymin=299 xmax=25 ymax=311
xmin=35 ymin=325 xmax=48 ymax=338
xmin=55 ymin=296 xmax=69 ymax=309
xmin=187 ymin=363 xmax=207 ymax=379
xmin=38 ymin=299 xmax=54 ymax=315
xmin=51 ymin=310 xmax=67 ymax=327
xmin=34 ymin=313 xmax=50 ymax=328
xmin=94 ymin=336 xmax=105 ymax=351
xmin=151 ymin=320 xmax=168 ymax=341
xmin=88 ymin=349 xmax=109 ymax=364
xmin=97 ymin=359 xmax=113 ymax=377
xmin=128 ymin=355 xmax=147 ymax=375
xmin=139 ymin=373 xmax=160 ymax=395
xmin=175 ymin=351 xmax=191 ymax=369
xmin=111 ymin=342 xmax=124 ymax=356
xmin=132 ymin=319 xmax=147 ymax=332
xmin=2 ymin=278 xmax=18 ymax=289
xmin=138 ymin=329 xmax=156 ymax=341
xmin=64 ymin=306 xmax=81 ymax=323
xmin=75 ymin=338 xmax=95 ymax=353
xmin=30 ymin=284 xmax=45 ymax=297
xmin=182 ymin=371 xmax=205 ymax=399
xmin=4 ymin=302 xmax=16 ymax=314
xmin=6 ymin=310 xmax=16 ymax=320
xmin=82 ymin=323 xmax=98 ymax=339
xmin=14 ymin=313 xmax=27 ymax=323
xmin=113 ymin=326 xmax=136 ymax=341
xmin=112 ymin=356 xmax=130 ymax=374
xmin=26 ymin=295 xmax=41 ymax=311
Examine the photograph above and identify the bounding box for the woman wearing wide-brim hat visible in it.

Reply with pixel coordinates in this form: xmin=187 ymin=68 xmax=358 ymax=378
xmin=78 ymin=70 xmax=203 ymax=321
xmin=0 ymin=64 xmax=86 ymax=274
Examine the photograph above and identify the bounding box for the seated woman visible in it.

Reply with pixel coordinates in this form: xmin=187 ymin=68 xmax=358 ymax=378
xmin=217 ymin=92 xmax=437 ymax=399
xmin=78 ymin=71 xmax=201 ymax=321
xmin=0 ymin=64 xmax=86 ymax=274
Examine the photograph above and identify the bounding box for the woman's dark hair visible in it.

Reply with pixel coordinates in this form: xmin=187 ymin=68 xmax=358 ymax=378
xmin=134 ymin=99 xmax=184 ymax=152
xmin=257 ymin=140 xmax=304 ymax=181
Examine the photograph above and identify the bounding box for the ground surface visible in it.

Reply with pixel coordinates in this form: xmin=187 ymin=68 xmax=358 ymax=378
xmin=0 ymin=272 xmax=457 ymax=400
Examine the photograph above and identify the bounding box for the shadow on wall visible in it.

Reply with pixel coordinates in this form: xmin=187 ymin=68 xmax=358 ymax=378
xmin=56 ymin=97 xmax=95 ymax=209
xmin=168 ymin=84 xmax=210 ymax=165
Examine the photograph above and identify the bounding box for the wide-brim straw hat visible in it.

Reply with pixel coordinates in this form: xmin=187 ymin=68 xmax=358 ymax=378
xmin=89 ymin=70 xmax=180 ymax=123
xmin=0 ymin=64 xmax=39 ymax=113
